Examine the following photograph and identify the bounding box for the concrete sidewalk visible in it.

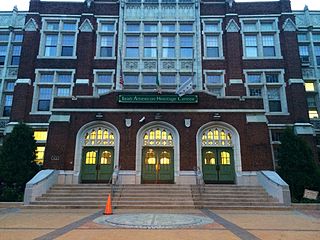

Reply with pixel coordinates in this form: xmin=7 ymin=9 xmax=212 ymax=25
xmin=0 ymin=207 xmax=319 ymax=240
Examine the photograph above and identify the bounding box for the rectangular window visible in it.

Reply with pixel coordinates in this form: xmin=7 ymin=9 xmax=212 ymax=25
xmin=180 ymin=24 xmax=193 ymax=31
xmin=249 ymin=87 xmax=262 ymax=96
xmin=247 ymin=74 xmax=261 ymax=83
xmin=315 ymin=46 xmax=320 ymax=65
xmin=35 ymin=146 xmax=45 ymax=165
xmin=180 ymin=75 xmax=192 ymax=84
xmin=0 ymin=45 xmax=7 ymax=65
xmin=305 ymin=82 xmax=315 ymax=92
xmin=38 ymin=87 xmax=52 ymax=111
xmin=0 ymin=33 xmax=9 ymax=41
xmin=97 ymin=73 xmax=112 ymax=84
xmin=243 ymin=22 xmax=257 ymax=32
xmin=206 ymin=36 xmax=219 ymax=57
xmin=10 ymin=45 xmax=21 ymax=65
xmin=61 ymin=35 xmax=75 ymax=56
xmin=3 ymin=95 xmax=13 ymax=117
xmin=307 ymin=96 xmax=317 ymax=108
xmin=299 ymin=45 xmax=310 ymax=63
xmin=126 ymin=36 xmax=139 ymax=57
xmin=124 ymin=74 xmax=139 ymax=85
xmin=162 ymin=36 xmax=175 ymax=58
xmin=101 ymin=23 xmax=114 ymax=32
xmin=56 ymin=87 xmax=70 ymax=97
xmin=97 ymin=88 xmax=110 ymax=95
xmin=268 ymin=88 xmax=282 ymax=112
xmin=161 ymin=75 xmax=176 ymax=85
xmin=144 ymin=36 xmax=157 ymax=57
xmin=44 ymin=34 xmax=58 ymax=56
xmin=100 ymin=35 xmax=113 ymax=57
xmin=245 ymin=36 xmax=258 ymax=57
xmin=309 ymin=110 xmax=319 ymax=119
xmin=34 ymin=131 xmax=48 ymax=141
xmin=180 ymin=36 xmax=193 ymax=58
xmin=144 ymin=24 xmax=157 ymax=32
xmin=205 ymin=23 xmax=219 ymax=32
xmin=313 ymin=33 xmax=320 ymax=42
xmin=57 ymin=73 xmax=72 ymax=83
xmin=261 ymin=22 xmax=274 ymax=31
xmin=262 ymin=35 xmax=275 ymax=57
xmin=47 ymin=21 xmax=59 ymax=31
xmin=207 ymin=74 xmax=222 ymax=84
xmin=298 ymin=33 xmax=308 ymax=42
xmin=162 ymin=24 xmax=175 ymax=32
xmin=40 ymin=73 xmax=54 ymax=83
xmin=143 ymin=75 xmax=157 ymax=85
xmin=5 ymin=82 xmax=15 ymax=91
xmin=127 ymin=23 xmax=140 ymax=31
xmin=266 ymin=73 xmax=279 ymax=83
xmin=63 ymin=22 xmax=77 ymax=31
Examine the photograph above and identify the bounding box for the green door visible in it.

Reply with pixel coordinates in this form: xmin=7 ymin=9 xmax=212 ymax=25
xmin=202 ymin=147 xmax=235 ymax=183
xmin=81 ymin=147 xmax=114 ymax=183
xmin=142 ymin=147 xmax=174 ymax=184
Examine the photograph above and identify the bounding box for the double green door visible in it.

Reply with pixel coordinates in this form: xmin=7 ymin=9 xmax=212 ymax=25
xmin=142 ymin=147 xmax=174 ymax=183
xmin=202 ymin=147 xmax=235 ymax=183
xmin=81 ymin=147 xmax=114 ymax=183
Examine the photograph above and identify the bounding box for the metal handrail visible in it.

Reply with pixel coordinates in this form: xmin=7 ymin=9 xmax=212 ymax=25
xmin=194 ymin=166 xmax=205 ymax=195
xmin=110 ymin=165 xmax=121 ymax=198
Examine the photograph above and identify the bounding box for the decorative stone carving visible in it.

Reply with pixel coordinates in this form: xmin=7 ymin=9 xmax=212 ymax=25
xmin=0 ymin=16 xmax=12 ymax=27
xmin=180 ymin=61 xmax=193 ymax=70
xmin=7 ymin=68 xmax=18 ymax=78
xmin=295 ymin=15 xmax=306 ymax=27
xmin=79 ymin=19 xmax=94 ymax=32
xmin=162 ymin=61 xmax=175 ymax=70
xmin=311 ymin=15 xmax=320 ymax=27
xmin=144 ymin=61 xmax=156 ymax=70
xmin=302 ymin=69 xmax=315 ymax=79
xmin=226 ymin=19 xmax=240 ymax=33
xmin=125 ymin=61 xmax=139 ymax=70
xmin=227 ymin=0 xmax=235 ymax=8
xmin=24 ymin=18 xmax=38 ymax=31
xmin=0 ymin=119 xmax=9 ymax=129
xmin=282 ymin=18 xmax=297 ymax=32
xmin=85 ymin=0 xmax=94 ymax=8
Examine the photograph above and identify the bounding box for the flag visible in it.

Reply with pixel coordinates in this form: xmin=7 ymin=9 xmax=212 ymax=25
xmin=175 ymin=77 xmax=194 ymax=97
xmin=119 ymin=48 xmax=124 ymax=90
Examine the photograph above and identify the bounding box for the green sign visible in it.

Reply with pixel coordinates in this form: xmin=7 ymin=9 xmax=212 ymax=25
xmin=118 ymin=94 xmax=198 ymax=104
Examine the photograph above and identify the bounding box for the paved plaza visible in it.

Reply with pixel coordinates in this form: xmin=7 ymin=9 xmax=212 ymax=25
xmin=0 ymin=207 xmax=319 ymax=240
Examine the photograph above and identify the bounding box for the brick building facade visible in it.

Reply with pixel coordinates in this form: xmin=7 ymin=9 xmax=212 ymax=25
xmin=4 ymin=0 xmax=315 ymax=184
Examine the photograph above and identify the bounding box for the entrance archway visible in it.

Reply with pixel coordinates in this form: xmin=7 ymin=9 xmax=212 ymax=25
xmin=74 ymin=121 xmax=120 ymax=183
xmin=197 ymin=122 xmax=242 ymax=184
xmin=136 ymin=122 xmax=179 ymax=184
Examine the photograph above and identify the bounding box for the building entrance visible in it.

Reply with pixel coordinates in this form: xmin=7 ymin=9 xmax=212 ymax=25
xmin=202 ymin=147 xmax=235 ymax=183
xmin=142 ymin=147 xmax=174 ymax=183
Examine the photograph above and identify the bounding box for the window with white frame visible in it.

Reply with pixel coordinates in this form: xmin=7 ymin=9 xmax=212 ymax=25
xmin=203 ymin=21 xmax=222 ymax=58
xmin=313 ymin=33 xmax=320 ymax=42
xmin=162 ymin=36 xmax=175 ymax=58
xmin=180 ymin=35 xmax=193 ymax=58
xmin=33 ymin=70 xmax=74 ymax=112
xmin=40 ymin=19 xmax=78 ymax=57
xmin=245 ymin=71 xmax=286 ymax=113
xmin=93 ymin=71 xmax=114 ymax=95
xmin=0 ymin=32 xmax=9 ymax=65
xmin=0 ymin=31 xmax=23 ymax=66
xmin=124 ymin=74 xmax=139 ymax=86
xmin=2 ymin=80 xmax=15 ymax=117
xmin=241 ymin=19 xmax=281 ymax=58
xmin=126 ymin=35 xmax=139 ymax=57
xmin=205 ymin=71 xmax=224 ymax=96
xmin=315 ymin=45 xmax=320 ymax=65
xmin=144 ymin=36 xmax=157 ymax=58
xmin=161 ymin=74 xmax=176 ymax=86
xmin=142 ymin=74 xmax=157 ymax=86
xmin=96 ymin=21 xmax=116 ymax=58
xmin=299 ymin=45 xmax=310 ymax=63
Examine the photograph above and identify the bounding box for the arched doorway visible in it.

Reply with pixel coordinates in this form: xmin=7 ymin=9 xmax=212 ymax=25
xmin=137 ymin=122 xmax=179 ymax=184
xmin=74 ymin=122 xmax=119 ymax=183
xmin=197 ymin=123 xmax=241 ymax=184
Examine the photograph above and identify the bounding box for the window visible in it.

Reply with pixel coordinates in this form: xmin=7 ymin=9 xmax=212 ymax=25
xmin=0 ymin=33 xmax=9 ymax=41
xmin=144 ymin=36 xmax=157 ymax=57
xmin=162 ymin=36 xmax=175 ymax=58
xmin=299 ymin=45 xmax=310 ymax=63
xmin=94 ymin=71 xmax=114 ymax=95
xmin=34 ymin=130 xmax=47 ymax=165
xmin=305 ymin=82 xmax=315 ymax=92
xmin=315 ymin=46 xmax=320 ymax=65
xmin=242 ymin=19 xmax=280 ymax=58
xmin=34 ymin=71 xmax=74 ymax=112
xmin=307 ymin=96 xmax=317 ymax=108
xmin=161 ymin=75 xmax=176 ymax=85
xmin=143 ymin=75 xmax=157 ymax=85
xmin=245 ymin=71 xmax=286 ymax=113
xmin=126 ymin=36 xmax=139 ymax=57
xmin=97 ymin=21 xmax=116 ymax=58
xmin=10 ymin=45 xmax=21 ymax=65
xmin=203 ymin=21 xmax=222 ymax=58
xmin=206 ymin=36 xmax=219 ymax=57
xmin=127 ymin=23 xmax=140 ymax=31
xmin=41 ymin=19 xmax=77 ymax=57
xmin=0 ymin=45 xmax=7 ymax=65
xmin=124 ymin=74 xmax=139 ymax=85
xmin=205 ymin=72 xmax=224 ymax=96
xmin=180 ymin=23 xmax=193 ymax=31
xmin=298 ymin=33 xmax=308 ymax=42
xmin=309 ymin=110 xmax=319 ymax=119
xmin=313 ymin=33 xmax=320 ymax=42
xmin=180 ymin=36 xmax=193 ymax=58
xmin=245 ymin=36 xmax=258 ymax=57
xmin=180 ymin=75 xmax=192 ymax=84
xmin=3 ymin=95 xmax=13 ymax=117
xmin=162 ymin=24 xmax=175 ymax=32
xmin=144 ymin=24 xmax=157 ymax=32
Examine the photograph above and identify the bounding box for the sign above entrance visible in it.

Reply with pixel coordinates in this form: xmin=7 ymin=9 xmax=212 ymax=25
xmin=118 ymin=94 xmax=198 ymax=104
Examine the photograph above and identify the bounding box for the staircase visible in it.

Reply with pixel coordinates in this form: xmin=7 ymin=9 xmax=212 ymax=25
xmin=192 ymin=185 xmax=287 ymax=210
xmin=26 ymin=184 xmax=288 ymax=209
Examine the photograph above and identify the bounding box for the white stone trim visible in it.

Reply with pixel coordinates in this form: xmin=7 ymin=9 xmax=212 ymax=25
xmin=196 ymin=121 xmax=242 ymax=183
xmin=229 ymin=79 xmax=243 ymax=85
xmin=288 ymin=78 xmax=304 ymax=85
xmin=135 ymin=121 xmax=180 ymax=184
xmin=294 ymin=123 xmax=314 ymax=135
xmin=24 ymin=18 xmax=38 ymax=31
xmin=49 ymin=114 xmax=70 ymax=122
xmin=73 ymin=121 xmax=120 ymax=183
xmin=75 ymin=79 xmax=89 ymax=85
xmin=226 ymin=19 xmax=240 ymax=33
xmin=79 ymin=18 xmax=94 ymax=32
xmin=15 ymin=78 xmax=31 ymax=85
xmin=246 ymin=114 xmax=268 ymax=123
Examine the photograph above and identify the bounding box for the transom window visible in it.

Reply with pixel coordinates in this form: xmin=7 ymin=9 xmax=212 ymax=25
xmin=34 ymin=130 xmax=48 ymax=165
xmin=241 ymin=19 xmax=280 ymax=58
xmin=143 ymin=128 xmax=173 ymax=146
xmin=93 ymin=70 xmax=114 ymax=95
xmin=84 ymin=127 xmax=115 ymax=146
xmin=41 ymin=19 xmax=78 ymax=57
xmin=201 ymin=127 xmax=232 ymax=146
xmin=205 ymin=71 xmax=225 ymax=96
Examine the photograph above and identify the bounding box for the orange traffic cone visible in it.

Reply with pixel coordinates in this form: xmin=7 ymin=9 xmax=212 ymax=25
xmin=103 ymin=194 xmax=112 ymax=215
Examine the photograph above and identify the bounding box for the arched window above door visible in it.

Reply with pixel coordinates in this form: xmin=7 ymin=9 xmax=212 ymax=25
xmin=201 ymin=127 xmax=232 ymax=147
xmin=143 ymin=128 xmax=173 ymax=146
xmin=84 ymin=127 xmax=115 ymax=146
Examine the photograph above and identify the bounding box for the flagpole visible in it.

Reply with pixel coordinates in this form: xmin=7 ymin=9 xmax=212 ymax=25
xmin=156 ymin=46 xmax=161 ymax=94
